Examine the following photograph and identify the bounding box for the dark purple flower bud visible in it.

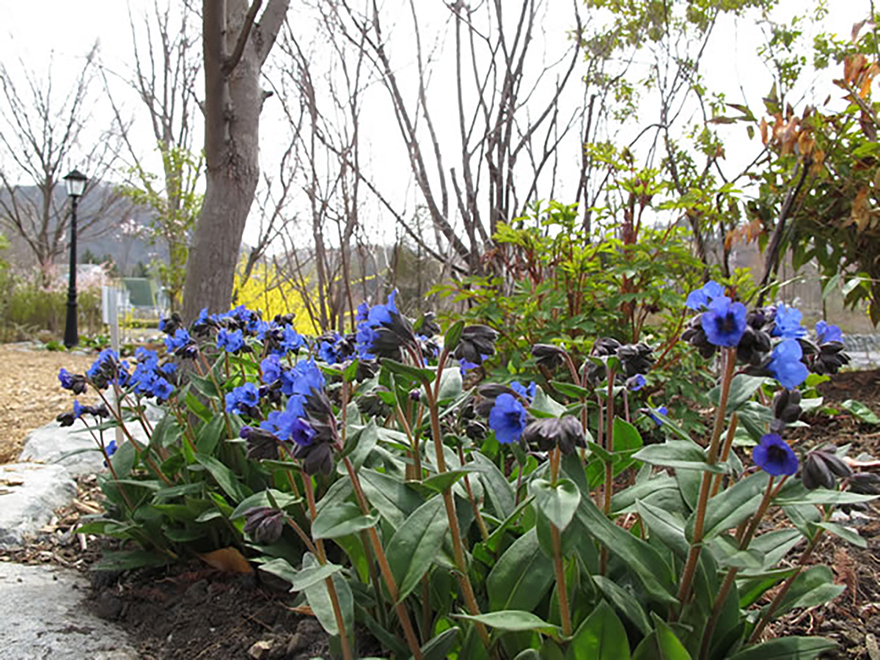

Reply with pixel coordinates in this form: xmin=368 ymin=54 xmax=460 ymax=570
xmin=521 ymin=416 xmax=585 ymax=455
xmin=300 ymin=443 xmax=334 ymax=476
xmin=617 ymin=342 xmax=654 ymax=377
xmin=56 ymin=411 xmax=76 ymax=427
xmin=592 ymin=337 xmax=621 ymax=357
xmin=532 ymin=344 xmax=566 ymax=370
xmin=243 ymin=507 xmax=284 ymax=544
xmin=801 ymin=448 xmax=852 ymax=490
xmin=849 ymin=472 xmax=880 ymax=495
xmin=244 ymin=427 xmax=280 ymax=461
xmin=465 ymin=421 xmax=487 ymax=442
xmin=453 ymin=325 xmax=498 ymax=365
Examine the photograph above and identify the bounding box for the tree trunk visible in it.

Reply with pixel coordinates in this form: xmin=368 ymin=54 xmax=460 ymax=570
xmin=183 ymin=0 xmax=289 ymax=321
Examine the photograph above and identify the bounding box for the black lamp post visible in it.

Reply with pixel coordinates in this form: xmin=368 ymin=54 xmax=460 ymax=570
xmin=63 ymin=169 xmax=87 ymax=348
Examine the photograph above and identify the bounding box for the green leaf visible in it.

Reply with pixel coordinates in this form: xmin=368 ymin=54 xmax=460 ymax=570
xmin=444 ymin=320 xmax=465 ymax=351
xmin=93 ymin=549 xmax=170 ymax=571
xmin=531 ymin=478 xmax=581 ymax=532
xmin=727 ymin=637 xmax=836 ymax=659
xmin=815 ymin=521 xmax=867 ymax=548
xmin=229 ymin=489 xmax=301 ymax=519
xmin=840 ymin=399 xmax=880 ymax=424
xmin=709 ymin=375 xmax=766 ymax=411
xmin=613 ymin=417 xmax=643 ymax=452
xmin=385 ymin=496 xmax=448 ymax=602
xmin=737 ymin=569 xmax=797 ymax=609
xmin=633 ymin=441 xmax=726 ymax=473
xmin=482 ymin=495 xmax=535 ymax=553
xmin=196 ymin=414 xmax=226 ymax=455
xmin=769 ymin=566 xmax=845 ymax=618
xmin=149 ymin=414 xmax=181 ymax=449
xmin=592 ymin=576 xmax=653 ymax=636
xmin=692 ymin=471 xmax=771 ymax=542
xmin=359 ymin=468 xmax=424 ymax=530
xmin=311 ymin=502 xmax=379 ymax=539
xmin=487 ymin=528 xmax=555 ymax=612
xmin=637 ymin=499 xmax=689 ymax=560
xmin=340 ymin=421 xmax=379 ymax=472
xmin=300 ymin=554 xmax=354 ymax=638
xmin=421 ymin=627 xmax=461 ymax=660
xmin=290 ymin=562 xmax=344 ymax=592
xmin=473 ymin=453 xmax=516 ymax=519
xmin=422 ymin=467 xmax=485 ymax=493
xmin=434 ymin=364 xmax=463 ymax=403
xmin=193 ymin=453 xmax=245 ymax=501
xmin=563 ymin=459 xmax=677 ymax=605
xmin=455 ymin=611 xmax=558 ymax=634
xmin=381 ymin=358 xmax=434 ymax=387
xmin=566 ymin=600 xmax=631 ymax=660
xmin=775 ymin=484 xmax=878 ymax=506
xmin=530 ymin=386 xmax=568 ymax=418
xmin=550 ymin=381 xmax=591 ymax=399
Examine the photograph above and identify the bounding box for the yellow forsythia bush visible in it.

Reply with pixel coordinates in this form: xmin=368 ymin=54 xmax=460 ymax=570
xmin=232 ymin=259 xmax=318 ymax=335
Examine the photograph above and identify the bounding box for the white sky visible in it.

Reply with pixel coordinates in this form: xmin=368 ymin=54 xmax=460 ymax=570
xmin=0 ymin=0 xmax=873 ymax=249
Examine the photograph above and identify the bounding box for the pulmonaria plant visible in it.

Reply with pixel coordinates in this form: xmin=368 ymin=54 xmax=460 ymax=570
xmin=61 ymin=286 xmax=875 ymax=660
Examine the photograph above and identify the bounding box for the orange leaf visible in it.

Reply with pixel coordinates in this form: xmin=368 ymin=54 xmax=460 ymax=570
xmin=197 ymin=547 xmax=254 ymax=574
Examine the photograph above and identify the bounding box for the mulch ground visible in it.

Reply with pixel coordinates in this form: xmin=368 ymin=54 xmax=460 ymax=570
xmin=0 ymin=343 xmax=878 ymax=658
xmin=0 ymin=343 xmax=98 ymax=463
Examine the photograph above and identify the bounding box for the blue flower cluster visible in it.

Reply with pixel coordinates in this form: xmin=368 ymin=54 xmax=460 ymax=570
xmin=226 ymin=382 xmax=260 ymax=415
xmin=130 ymin=348 xmax=176 ymax=402
xmin=85 ymin=349 xmax=131 ymax=390
xmin=682 ymin=281 xmax=850 ymax=391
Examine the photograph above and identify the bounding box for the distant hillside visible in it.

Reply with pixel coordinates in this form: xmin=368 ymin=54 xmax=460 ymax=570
xmin=0 ymin=182 xmax=163 ymax=276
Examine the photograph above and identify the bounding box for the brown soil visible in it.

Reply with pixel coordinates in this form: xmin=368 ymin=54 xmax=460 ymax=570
xmin=0 ymin=343 xmax=98 ymax=463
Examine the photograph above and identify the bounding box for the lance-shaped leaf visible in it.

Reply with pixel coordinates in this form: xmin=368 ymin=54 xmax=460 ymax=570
xmin=385 ymin=495 xmax=448 ymax=602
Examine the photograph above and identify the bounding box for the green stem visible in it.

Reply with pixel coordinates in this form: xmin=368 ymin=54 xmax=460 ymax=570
xmin=423 ymin=349 xmax=491 ymax=650
xmin=600 ymin=370 xmax=615 ymax=575
xmin=676 ymin=347 xmax=737 ymax=611
xmin=303 ymin=477 xmax=354 ymax=660
xmin=698 ymin=475 xmax=784 ymax=660
xmin=549 ymin=448 xmax=572 ymax=636
xmin=341 ymin=456 xmax=424 ymax=659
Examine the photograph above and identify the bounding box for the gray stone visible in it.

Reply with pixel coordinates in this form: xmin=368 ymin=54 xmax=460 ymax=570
xmin=0 ymin=463 xmax=77 ymax=549
xmin=0 ymin=561 xmax=138 ymax=659
xmin=19 ymin=417 xmax=150 ymax=478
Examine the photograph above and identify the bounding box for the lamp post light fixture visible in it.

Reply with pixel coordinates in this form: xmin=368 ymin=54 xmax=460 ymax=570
xmin=63 ymin=169 xmax=88 ymax=348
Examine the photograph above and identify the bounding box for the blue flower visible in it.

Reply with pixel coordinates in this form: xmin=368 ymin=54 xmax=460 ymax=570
xmin=318 ymin=336 xmax=342 ymax=364
xmin=815 ymin=320 xmax=843 ymax=344
xmin=153 ymin=377 xmax=174 ymax=402
xmin=58 ymin=368 xmax=74 ymax=390
xmin=290 ymin=418 xmax=317 ymax=447
xmin=226 ymin=382 xmax=260 ymax=414
xmin=281 ymin=360 xmax=326 ymax=398
xmin=217 ymin=329 xmax=245 ymax=353
xmin=753 ymin=433 xmax=798 ymax=476
xmin=700 ymin=296 xmax=747 ymax=347
xmin=106 ymin=439 xmax=118 ymax=456
xmin=261 ymin=354 xmax=282 ymax=384
xmin=135 ymin=347 xmax=159 ymax=368
xmin=165 ymin=328 xmax=193 ymax=353
xmin=355 ymin=301 xmax=370 ymax=324
xmin=768 ymin=339 xmax=809 ymax=389
xmin=510 ymin=381 xmax=537 ymax=401
xmin=72 ymin=400 xmax=85 ymax=419
xmin=685 ymin=280 xmax=726 ymax=310
xmin=354 ymin=290 xmax=415 ymax=358
xmin=647 ymin=406 xmax=668 ymax=425
xmin=488 ymin=393 xmax=528 ymax=444
xmin=159 ymin=362 xmax=177 ymax=376
xmin=771 ymin=304 xmax=806 ymax=339
xmin=281 ymin=325 xmax=304 ymax=353
xmin=627 ymin=374 xmax=646 ymax=391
